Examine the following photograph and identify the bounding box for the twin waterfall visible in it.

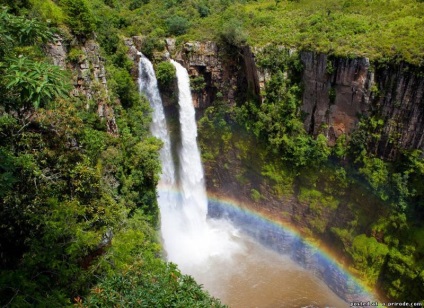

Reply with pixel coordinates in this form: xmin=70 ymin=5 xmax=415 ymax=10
xmin=137 ymin=54 xmax=361 ymax=307
xmin=138 ymin=54 xmax=242 ymax=281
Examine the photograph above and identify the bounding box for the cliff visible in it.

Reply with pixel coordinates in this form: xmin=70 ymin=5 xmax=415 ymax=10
xmin=300 ymin=52 xmax=424 ymax=159
xmin=168 ymin=40 xmax=261 ymax=108
xmin=47 ymin=36 xmax=118 ymax=135
xmin=165 ymin=41 xmax=423 ymax=159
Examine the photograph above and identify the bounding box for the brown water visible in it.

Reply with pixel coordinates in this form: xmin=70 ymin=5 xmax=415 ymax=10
xmin=190 ymin=233 xmax=348 ymax=308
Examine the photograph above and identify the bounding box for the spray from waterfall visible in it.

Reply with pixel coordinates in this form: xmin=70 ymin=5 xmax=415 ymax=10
xmin=165 ymin=59 xmax=244 ymax=274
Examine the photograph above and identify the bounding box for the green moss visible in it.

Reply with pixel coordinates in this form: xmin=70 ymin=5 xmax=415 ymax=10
xmin=250 ymin=188 xmax=263 ymax=202
xmin=348 ymin=234 xmax=389 ymax=285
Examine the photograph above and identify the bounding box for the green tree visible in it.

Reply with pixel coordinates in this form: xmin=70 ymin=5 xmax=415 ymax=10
xmin=0 ymin=8 xmax=53 ymax=57
xmin=166 ymin=16 xmax=189 ymax=36
xmin=219 ymin=18 xmax=247 ymax=47
xmin=349 ymin=234 xmax=389 ymax=285
xmin=61 ymin=0 xmax=95 ymax=37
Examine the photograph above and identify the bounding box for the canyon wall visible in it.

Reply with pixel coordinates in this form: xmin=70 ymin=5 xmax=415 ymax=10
xmin=301 ymin=52 xmax=424 ymax=159
xmin=157 ymin=39 xmax=423 ymax=159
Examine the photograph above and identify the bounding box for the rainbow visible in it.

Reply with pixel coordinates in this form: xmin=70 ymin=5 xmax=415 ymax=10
xmin=208 ymin=193 xmax=376 ymax=302
xmin=158 ymin=186 xmax=378 ymax=303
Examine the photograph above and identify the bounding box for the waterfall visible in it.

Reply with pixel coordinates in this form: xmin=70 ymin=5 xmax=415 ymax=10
xmin=164 ymin=60 xmax=243 ymax=275
xmin=138 ymin=56 xmax=353 ymax=305
xmin=138 ymin=53 xmax=176 ymax=186
xmin=139 ymin=55 xmax=243 ymax=297
xmin=170 ymin=59 xmax=208 ymax=230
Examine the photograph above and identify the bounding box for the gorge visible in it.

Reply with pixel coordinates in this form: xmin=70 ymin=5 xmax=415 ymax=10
xmin=138 ymin=52 xmax=376 ymax=305
xmin=128 ymin=35 xmax=424 ymax=304
xmin=1 ymin=1 xmax=423 ymax=306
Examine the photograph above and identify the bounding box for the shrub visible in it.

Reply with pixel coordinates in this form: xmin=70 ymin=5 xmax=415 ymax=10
xmin=129 ymin=0 xmax=149 ymax=10
xmin=190 ymin=75 xmax=206 ymax=92
xmin=197 ymin=3 xmax=210 ymax=17
xmin=67 ymin=47 xmax=85 ymax=63
xmin=140 ymin=33 xmax=165 ymax=58
xmin=155 ymin=61 xmax=176 ymax=88
xmin=30 ymin=0 xmax=65 ymax=25
xmin=61 ymin=0 xmax=95 ymax=37
xmin=219 ymin=19 xmax=247 ymax=47
xmin=3 ymin=57 xmax=70 ymax=110
xmin=166 ymin=16 xmax=189 ymax=36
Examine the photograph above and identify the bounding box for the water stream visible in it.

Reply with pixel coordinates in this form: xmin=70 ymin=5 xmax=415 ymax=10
xmin=139 ymin=55 xmax=350 ymax=307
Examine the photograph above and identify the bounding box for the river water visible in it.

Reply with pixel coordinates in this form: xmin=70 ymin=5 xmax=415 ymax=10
xmin=187 ymin=224 xmax=347 ymax=308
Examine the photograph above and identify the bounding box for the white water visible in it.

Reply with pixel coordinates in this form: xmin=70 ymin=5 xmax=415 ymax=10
xmin=166 ymin=60 xmax=244 ymax=277
xmin=138 ymin=55 xmax=242 ymax=283
xmin=138 ymin=53 xmax=176 ymax=186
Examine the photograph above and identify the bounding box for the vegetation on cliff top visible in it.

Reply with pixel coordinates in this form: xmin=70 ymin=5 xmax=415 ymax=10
xmin=19 ymin=0 xmax=424 ymax=65
xmin=192 ymin=0 xmax=424 ymax=65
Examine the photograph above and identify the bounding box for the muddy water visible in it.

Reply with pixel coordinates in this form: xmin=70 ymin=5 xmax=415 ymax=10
xmin=191 ymin=231 xmax=347 ymax=308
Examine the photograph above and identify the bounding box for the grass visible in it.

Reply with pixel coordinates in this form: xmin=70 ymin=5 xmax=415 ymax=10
xmin=189 ymin=0 xmax=424 ymax=65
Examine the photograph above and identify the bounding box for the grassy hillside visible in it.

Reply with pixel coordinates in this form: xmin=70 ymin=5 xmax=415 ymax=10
xmin=191 ymin=0 xmax=424 ymax=64
xmin=26 ymin=0 xmax=424 ymax=65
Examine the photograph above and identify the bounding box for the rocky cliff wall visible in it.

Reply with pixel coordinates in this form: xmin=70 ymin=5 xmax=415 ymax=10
xmin=300 ymin=52 xmax=424 ymax=158
xmin=46 ymin=37 xmax=118 ymax=134
xmin=179 ymin=43 xmax=424 ymax=158
xmin=127 ymin=38 xmax=424 ymax=158
xmin=300 ymin=53 xmax=373 ymax=143
xmin=168 ymin=40 xmax=261 ymax=108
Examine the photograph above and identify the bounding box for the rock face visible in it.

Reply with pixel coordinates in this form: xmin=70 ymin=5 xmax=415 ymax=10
xmin=75 ymin=41 xmax=118 ymax=135
xmin=124 ymin=37 xmax=142 ymax=79
xmin=46 ymin=35 xmax=67 ymax=68
xmin=299 ymin=52 xmax=424 ymax=158
xmin=170 ymin=41 xmax=261 ymax=109
xmin=300 ymin=52 xmax=373 ymax=144
xmin=46 ymin=38 xmax=118 ymax=135
xmin=372 ymin=63 xmax=424 ymax=158
xmin=171 ymin=43 xmax=424 ymax=157
xmin=126 ymin=39 xmax=424 ymax=158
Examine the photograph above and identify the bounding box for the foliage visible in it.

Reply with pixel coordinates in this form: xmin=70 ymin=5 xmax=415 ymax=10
xmin=235 ymin=46 xmax=331 ymax=168
xmin=84 ymin=211 xmax=226 ymax=307
xmin=348 ymin=234 xmax=389 ymax=285
xmin=129 ymin=0 xmax=149 ymax=11
xmin=0 ymin=8 xmax=53 ymax=56
xmin=29 ymin=0 xmax=65 ymax=25
xmin=68 ymin=47 xmax=85 ymax=63
xmin=109 ymin=66 xmax=140 ymax=108
xmin=359 ymin=156 xmax=389 ymax=200
xmin=166 ymin=16 xmax=189 ymax=36
xmin=155 ymin=61 xmax=176 ymax=88
xmin=61 ymin=0 xmax=95 ymax=37
xmin=189 ymin=0 xmax=424 ymax=65
xmin=190 ymin=75 xmax=206 ymax=92
xmin=85 ymin=260 xmax=226 ymax=307
xmin=0 ymin=0 xmax=31 ymax=14
xmin=140 ymin=33 xmax=166 ymax=58
xmin=219 ymin=18 xmax=247 ymax=47
xmin=3 ymin=56 xmax=70 ymax=110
